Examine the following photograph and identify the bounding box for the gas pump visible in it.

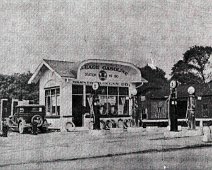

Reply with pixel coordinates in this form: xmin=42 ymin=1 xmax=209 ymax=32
xmin=169 ymin=80 xmax=178 ymax=131
xmin=0 ymin=99 xmax=9 ymax=137
xmin=92 ymin=82 xmax=101 ymax=130
xmin=186 ymin=86 xmax=196 ymax=130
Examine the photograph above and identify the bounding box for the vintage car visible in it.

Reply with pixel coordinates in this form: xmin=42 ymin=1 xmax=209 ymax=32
xmin=7 ymin=105 xmax=50 ymax=134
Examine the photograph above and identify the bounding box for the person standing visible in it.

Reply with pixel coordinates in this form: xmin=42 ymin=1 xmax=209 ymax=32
xmin=93 ymin=95 xmax=101 ymax=130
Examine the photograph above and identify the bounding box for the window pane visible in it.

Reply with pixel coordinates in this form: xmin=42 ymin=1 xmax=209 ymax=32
xmin=46 ymin=96 xmax=51 ymax=112
xmin=108 ymin=87 xmax=118 ymax=95
xmin=45 ymin=87 xmax=60 ymax=116
xmin=45 ymin=90 xmax=50 ymax=96
xmin=52 ymin=96 xmax=56 ymax=106
xmin=51 ymin=89 xmax=55 ymax=95
xmin=52 ymin=106 xmax=56 ymax=114
xmin=119 ymin=87 xmax=129 ymax=95
xmin=86 ymin=86 xmax=93 ymax=94
xmin=97 ymin=86 xmax=107 ymax=95
xmin=31 ymin=107 xmax=42 ymax=112
xmin=118 ymin=96 xmax=129 ymax=115
xmin=56 ymin=95 xmax=60 ymax=106
xmin=56 ymin=88 xmax=60 ymax=94
xmin=72 ymin=85 xmax=83 ymax=94
xmin=57 ymin=106 xmax=60 ymax=115
xmin=203 ymin=104 xmax=208 ymax=110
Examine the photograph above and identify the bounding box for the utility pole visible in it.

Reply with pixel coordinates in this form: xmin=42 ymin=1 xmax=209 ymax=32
xmin=169 ymin=80 xmax=178 ymax=131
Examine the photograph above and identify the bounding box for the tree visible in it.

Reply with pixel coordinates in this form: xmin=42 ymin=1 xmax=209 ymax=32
xmin=0 ymin=72 xmax=39 ymax=103
xmin=171 ymin=45 xmax=212 ymax=84
xmin=138 ymin=65 xmax=168 ymax=94
xmin=171 ymin=60 xmax=203 ymax=84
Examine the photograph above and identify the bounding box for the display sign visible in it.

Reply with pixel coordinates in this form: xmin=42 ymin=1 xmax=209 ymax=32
xmin=92 ymin=82 xmax=99 ymax=90
xmin=99 ymin=96 xmax=116 ymax=105
xmin=77 ymin=61 xmax=142 ymax=83
xmin=72 ymin=80 xmax=130 ymax=87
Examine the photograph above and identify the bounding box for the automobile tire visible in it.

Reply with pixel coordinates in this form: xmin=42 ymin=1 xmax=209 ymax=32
xmin=118 ymin=119 xmax=124 ymax=128
xmin=100 ymin=120 xmax=106 ymax=130
xmin=130 ymin=119 xmax=136 ymax=127
xmin=110 ymin=119 xmax=116 ymax=128
xmin=31 ymin=115 xmax=44 ymax=127
xmin=106 ymin=120 xmax=112 ymax=129
xmin=65 ymin=122 xmax=75 ymax=132
xmin=88 ymin=121 xmax=94 ymax=130
xmin=18 ymin=121 xmax=25 ymax=134
xmin=124 ymin=119 xmax=130 ymax=128
xmin=39 ymin=120 xmax=49 ymax=133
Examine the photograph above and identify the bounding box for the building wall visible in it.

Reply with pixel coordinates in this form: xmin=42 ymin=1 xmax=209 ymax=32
xmin=140 ymin=96 xmax=212 ymax=120
xmin=196 ymin=96 xmax=212 ymax=118
xmin=149 ymin=99 xmax=168 ymax=119
xmin=60 ymin=80 xmax=72 ymax=116
xmin=39 ymin=69 xmax=62 ymax=106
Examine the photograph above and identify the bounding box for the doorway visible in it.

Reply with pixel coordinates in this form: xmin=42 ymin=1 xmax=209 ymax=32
xmin=177 ymin=100 xmax=187 ymax=119
xmin=72 ymin=95 xmax=84 ymax=127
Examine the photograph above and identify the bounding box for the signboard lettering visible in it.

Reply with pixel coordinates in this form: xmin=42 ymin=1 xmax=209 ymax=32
xmin=77 ymin=61 xmax=141 ymax=83
xmin=80 ymin=63 xmax=129 ymax=75
xmin=72 ymin=80 xmax=129 ymax=87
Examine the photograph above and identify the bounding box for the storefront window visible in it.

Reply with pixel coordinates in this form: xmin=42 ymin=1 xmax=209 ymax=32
xmin=119 ymin=87 xmax=129 ymax=96
xmin=86 ymin=86 xmax=129 ymax=116
xmin=119 ymin=96 xmax=129 ymax=115
xmin=108 ymin=87 xmax=118 ymax=95
xmin=45 ymin=87 xmax=60 ymax=116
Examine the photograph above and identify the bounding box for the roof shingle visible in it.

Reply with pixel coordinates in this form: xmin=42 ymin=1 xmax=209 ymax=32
xmin=43 ymin=59 xmax=79 ymax=78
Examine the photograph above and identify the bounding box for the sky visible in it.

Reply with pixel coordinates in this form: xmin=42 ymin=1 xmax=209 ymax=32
xmin=1 ymin=0 xmax=212 ymax=77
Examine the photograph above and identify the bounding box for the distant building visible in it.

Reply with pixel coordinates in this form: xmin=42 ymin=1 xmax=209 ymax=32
xmin=138 ymin=83 xmax=212 ymax=126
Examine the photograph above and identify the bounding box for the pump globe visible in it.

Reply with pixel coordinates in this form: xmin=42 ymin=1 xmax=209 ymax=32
xmin=131 ymin=88 xmax=137 ymax=96
xmin=188 ymin=86 xmax=195 ymax=95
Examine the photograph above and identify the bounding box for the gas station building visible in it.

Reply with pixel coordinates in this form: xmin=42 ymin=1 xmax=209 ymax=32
xmin=28 ymin=59 xmax=147 ymax=130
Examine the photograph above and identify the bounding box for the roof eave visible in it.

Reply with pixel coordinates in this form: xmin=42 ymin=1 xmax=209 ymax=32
xmin=28 ymin=60 xmax=62 ymax=84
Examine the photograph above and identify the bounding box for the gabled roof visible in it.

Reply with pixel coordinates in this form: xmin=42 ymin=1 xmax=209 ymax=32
xmin=43 ymin=59 xmax=79 ymax=78
xmin=29 ymin=58 xmax=147 ymax=84
xmin=28 ymin=59 xmax=79 ymax=84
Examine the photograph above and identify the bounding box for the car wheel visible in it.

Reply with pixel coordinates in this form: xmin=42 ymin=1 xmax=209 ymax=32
xmin=130 ymin=119 xmax=136 ymax=127
xmin=106 ymin=120 xmax=113 ymax=129
xmin=100 ymin=120 xmax=106 ymax=130
xmin=31 ymin=115 xmax=44 ymax=127
xmin=18 ymin=121 xmax=25 ymax=134
xmin=88 ymin=121 xmax=94 ymax=130
xmin=65 ymin=122 xmax=75 ymax=132
xmin=118 ymin=119 xmax=124 ymax=128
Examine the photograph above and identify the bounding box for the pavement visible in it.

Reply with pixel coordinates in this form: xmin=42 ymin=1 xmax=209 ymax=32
xmin=0 ymin=127 xmax=211 ymax=169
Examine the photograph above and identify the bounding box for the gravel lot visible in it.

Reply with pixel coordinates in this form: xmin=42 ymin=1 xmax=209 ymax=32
xmin=0 ymin=128 xmax=211 ymax=170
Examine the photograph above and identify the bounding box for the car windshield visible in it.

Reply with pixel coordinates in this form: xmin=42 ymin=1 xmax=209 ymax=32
xmin=19 ymin=107 xmax=43 ymax=113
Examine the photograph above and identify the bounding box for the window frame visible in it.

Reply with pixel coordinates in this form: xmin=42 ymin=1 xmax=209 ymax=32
xmin=45 ymin=87 xmax=60 ymax=116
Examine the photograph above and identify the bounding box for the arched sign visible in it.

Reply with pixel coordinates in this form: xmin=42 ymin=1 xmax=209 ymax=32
xmin=77 ymin=60 xmax=143 ymax=83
